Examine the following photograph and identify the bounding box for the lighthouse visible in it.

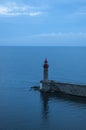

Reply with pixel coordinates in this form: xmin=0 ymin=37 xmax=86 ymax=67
xmin=43 ymin=59 xmax=49 ymax=81
xmin=40 ymin=59 xmax=49 ymax=91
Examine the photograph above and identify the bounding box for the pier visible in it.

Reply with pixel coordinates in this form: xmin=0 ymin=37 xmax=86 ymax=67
xmin=40 ymin=59 xmax=86 ymax=97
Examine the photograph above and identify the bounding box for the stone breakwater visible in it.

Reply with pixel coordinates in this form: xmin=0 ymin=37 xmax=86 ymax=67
xmin=40 ymin=80 xmax=86 ymax=97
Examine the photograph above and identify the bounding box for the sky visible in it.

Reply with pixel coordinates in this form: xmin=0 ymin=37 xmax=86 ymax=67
xmin=0 ymin=0 xmax=86 ymax=46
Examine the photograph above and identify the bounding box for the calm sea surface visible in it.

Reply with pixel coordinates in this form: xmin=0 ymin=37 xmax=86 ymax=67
xmin=0 ymin=46 xmax=86 ymax=130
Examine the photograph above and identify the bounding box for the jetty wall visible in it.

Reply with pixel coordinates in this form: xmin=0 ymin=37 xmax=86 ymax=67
xmin=40 ymin=80 xmax=86 ymax=97
xmin=55 ymin=82 xmax=86 ymax=97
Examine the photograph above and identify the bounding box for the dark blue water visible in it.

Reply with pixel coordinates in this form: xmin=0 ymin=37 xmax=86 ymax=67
xmin=0 ymin=46 xmax=86 ymax=130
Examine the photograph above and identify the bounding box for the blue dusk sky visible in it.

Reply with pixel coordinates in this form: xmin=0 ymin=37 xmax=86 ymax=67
xmin=0 ymin=0 xmax=86 ymax=46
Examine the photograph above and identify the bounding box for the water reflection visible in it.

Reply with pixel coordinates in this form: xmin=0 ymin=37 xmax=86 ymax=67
xmin=40 ymin=92 xmax=50 ymax=120
xmin=40 ymin=92 xmax=86 ymax=119
xmin=54 ymin=93 xmax=86 ymax=106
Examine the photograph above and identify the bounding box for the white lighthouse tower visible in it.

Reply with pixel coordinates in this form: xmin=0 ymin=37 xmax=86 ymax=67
xmin=43 ymin=59 xmax=49 ymax=81
xmin=40 ymin=59 xmax=49 ymax=92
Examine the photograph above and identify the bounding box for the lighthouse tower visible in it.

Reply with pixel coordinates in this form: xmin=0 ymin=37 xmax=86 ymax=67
xmin=40 ymin=59 xmax=50 ymax=91
xmin=43 ymin=59 xmax=49 ymax=81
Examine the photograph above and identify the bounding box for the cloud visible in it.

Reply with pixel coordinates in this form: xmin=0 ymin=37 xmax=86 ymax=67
xmin=0 ymin=2 xmax=44 ymax=16
xmin=29 ymin=12 xmax=42 ymax=16
xmin=1 ymin=32 xmax=86 ymax=46
xmin=23 ymin=32 xmax=86 ymax=46
xmin=76 ymin=6 xmax=86 ymax=15
xmin=28 ymin=32 xmax=86 ymax=38
xmin=55 ymin=0 xmax=86 ymax=4
xmin=65 ymin=6 xmax=86 ymax=22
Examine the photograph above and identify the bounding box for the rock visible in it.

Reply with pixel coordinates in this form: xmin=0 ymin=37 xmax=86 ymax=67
xmin=31 ymin=86 xmax=40 ymax=91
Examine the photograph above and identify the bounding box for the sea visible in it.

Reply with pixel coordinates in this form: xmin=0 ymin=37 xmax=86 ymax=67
xmin=0 ymin=46 xmax=86 ymax=130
